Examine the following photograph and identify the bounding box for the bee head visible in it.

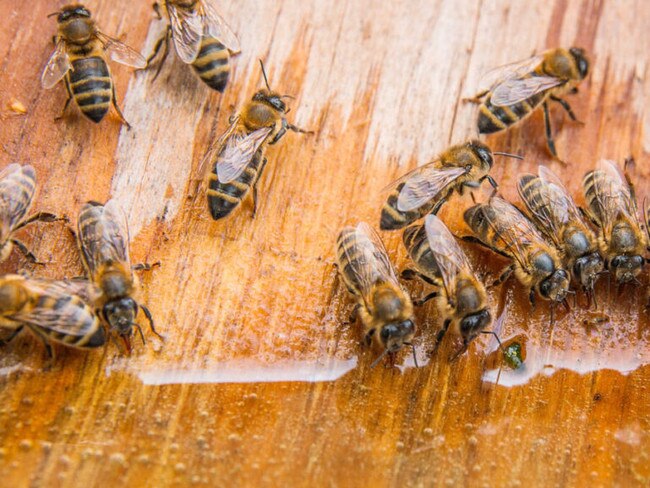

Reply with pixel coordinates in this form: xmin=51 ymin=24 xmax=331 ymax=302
xmin=610 ymin=255 xmax=645 ymax=283
xmin=539 ymin=269 xmax=570 ymax=302
xmin=252 ymin=90 xmax=287 ymax=113
xmin=459 ymin=309 xmax=491 ymax=344
xmin=569 ymin=47 xmax=589 ymax=79
xmin=573 ymin=252 xmax=604 ymax=291
xmin=467 ymin=140 xmax=494 ymax=170
xmin=379 ymin=319 xmax=416 ymax=353
xmin=55 ymin=5 xmax=91 ymax=23
xmin=104 ymin=297 xmax=137 ymax=336
xmin=54 ymin=5 xmax=94 ymax=43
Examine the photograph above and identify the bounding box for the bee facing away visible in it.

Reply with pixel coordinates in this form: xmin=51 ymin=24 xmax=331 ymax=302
xmin=0 ymin=164 xmax=64 ymax=264
xmin=76 ymin=200 xmax=162 ymax=352
xmin=518 ymin=166 xmax=604 ymax=298
xmin=470 ymin=47 xmax=589 ymax=159
xmin=402 ymin=215 xmax=495 ymax=360
xmin=380 ymin=140 xmax=521 ymax=230
xmin=145 ymin=0 xmax=241 ymax=92
xmin=464 ymin=197 xmax=570 ymax=308
xmin=582 ymin=160 xmax=646 ymax=284
xmin=202 ymin=61 xmax=310 ymax=220
xmin=0 ymin=274 xmax=105 ymax=359
xmin=41 ymin=4 xmax=146 ymax=126
xmin=335 ymin=222 xmax=416 ymax=367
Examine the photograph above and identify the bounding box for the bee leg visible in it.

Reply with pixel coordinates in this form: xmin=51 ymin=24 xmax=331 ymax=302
xmin=144 ymin=27 xmax=171 ymax=81
xmin=550 ymin=95 xmax=582 ymax=124
xmin=15 ymin=212 xmax=66 ymax=230
xmin=363 ymin=327 xmax=374 ymax=347
xmin=432 ymin=319 xmax=451 ymax=355
xmin=132 ymin=262 xmax=161 ymax=271
xmin=529 ymin=290 xmax=536 ymax=311
xmin=542 ymin=102 xmax=563 ymax=162
xmin=346 ymin=304 xmax=360 ymax=327
xmin=449 ymin=341 xmax=469 ymax=362
xmin=54 ymin=78 xmax=74 ymax=122
xmin=401 ymin=268 xmax=437 ymax=286
xmin=111 ymin=84 xmax=132 ymax=129
xmin=414 ymin=291 xmax=439 ymax=307
xmin=491 ymin=265 xmax=515 ymax=288
xmin=152 ymin=2 xmax=162 ymax=19
xmin=287 ymin=123 xmax=313 ymax=135
xmin=463 ymin=90 xmax=489 ymax=104
xmin=11 ymin=239 xmax=45 ymax=265
xmin=268 ymin=125 xmax=287 ymax=145
xmin=0 ymin=326 xmax=24 ymax=346
xmin=133 ymin=323 xmax=147 ymax=345
xmin=140 ymin=304 xmax=165 ymax=341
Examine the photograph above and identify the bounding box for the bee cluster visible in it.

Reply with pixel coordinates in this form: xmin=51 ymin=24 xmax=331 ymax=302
xmin=1 ymin=3 xmax=642 ymax=369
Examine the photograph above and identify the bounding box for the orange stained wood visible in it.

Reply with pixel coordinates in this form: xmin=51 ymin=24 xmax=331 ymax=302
xmin=0 ymin=0 xmax=649 ymax=486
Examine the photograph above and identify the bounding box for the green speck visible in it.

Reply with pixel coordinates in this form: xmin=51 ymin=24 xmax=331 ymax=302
xmin=503 ymin=342 xmax=523 ymax=369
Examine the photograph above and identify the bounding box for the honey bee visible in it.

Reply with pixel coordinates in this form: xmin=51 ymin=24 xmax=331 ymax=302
xmin=202 ymin=61 xmax=310 ymax=220
xmin=380 ymin=140 xmax=521 ymax=230
xmin=518 ymin=166 xmax=604 ymax=297
xmin=335 ymin=222 xmax=416 ymax=367
xmin=0 ymin=274 xmax=105 ymax=358
xmin=41 ymin=4 xmax=146 ymax=126
xmin=469 ymin=47 xmax=589 ymax=159
xmin=76 ymin=200 xmax=162 ymax=352
xmin=0 ymin=164 xmax=63 ymax=264
xmin=464 ymin=197 xmax=570 ymax=307
xmin=582 ymin=160 xmax=646 ymax=284
xmin=145 ymin=0 xmax=241 ymax=92
xmin=402 ymin=214 xmax=495 ymax=360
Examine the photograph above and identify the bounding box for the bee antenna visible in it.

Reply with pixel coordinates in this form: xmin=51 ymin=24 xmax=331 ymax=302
xmin=480 ymin=330 xmax=504 ymax=352
xmin=47 ymin=11 xmax=60 ymax=18
xmin=404 ymin=342 xmax=419 ymax=368
xmin=259 ymin=60 xmax=271 ymax=91
xmin=370 ymin=348 xmax=390 ymax=369
xmin=281 ymin=95 xmax=295 ymax=100
xmin=493 ymin=151 xmax=524 ymax=161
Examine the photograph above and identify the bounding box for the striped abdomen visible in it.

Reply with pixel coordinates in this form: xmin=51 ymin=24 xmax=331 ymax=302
xmin=478 ymin=89 xmax=546 ymax=134
xmin=191 ymin=36 xmax=230 ymax=92
xmin=67 ymin=51 xmax=112 ymax=123
xmin=335 ymin=227 xmax=370 ymax=297
xmin=402 ymin=224 xmax=442 ymax=283
xmin=207 ymin=149 xmax=266 ymax=220
xmin=582 ymin=170 xmax=613 ymax=226
xmin=463 ymin=204 xmax=504 ymax=253
xmin=380 ymin=183 xmax=449 ymax=230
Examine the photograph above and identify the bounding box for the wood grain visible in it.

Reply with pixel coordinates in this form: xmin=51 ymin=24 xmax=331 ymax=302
xmin=0 ymin=0 xmax=649 ymax=486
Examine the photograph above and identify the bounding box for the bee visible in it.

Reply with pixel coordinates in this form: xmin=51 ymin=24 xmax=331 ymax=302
xmin=464 ymin=197 xmax=570 ymax=307
xmin=379 ymin=140 xmax=521 ymax=230
xmin=335 ymin=222 xmax=416 ymax=367
xmin=402 ymin=214 xmax=495 ymax=360
xmin=202 ymin=61 xmax=310 ymax=220
xmin=518 ymin=166 xmax=604 ymax=298
xmin=469 ymin=47 xmax=589 ymax=159
xmin=582 ymin=160 xmax=646 ymax=284
xmin=145 ymin=0 xmax=241 ymax=92
xmin=0 ymin=164 xmax=64 ymax=264
xmin=76 ymin=200 xmax=162 ymax=352
xmin=0 ymin=274 xmax=105 ymax=358
xmin=41 ymin=4 xmax=146 ymax=126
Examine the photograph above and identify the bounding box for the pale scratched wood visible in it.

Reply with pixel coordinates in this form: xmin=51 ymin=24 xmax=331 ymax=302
xmin=0 ymin=0 xmax=649 ymax=487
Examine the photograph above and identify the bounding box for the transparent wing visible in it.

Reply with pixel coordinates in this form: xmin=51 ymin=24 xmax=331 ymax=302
xmin=342 ymin=222 xmax=399 ymax=301
xmin=216 ymin=126 xmax=273 ymax=183
xmin=54 ymin=278 xmax=102 ymax=304
xmin=491 ymin=75 xmax=564 ymax=107
xmin=200 ymin=0 xmax=241 ymax=53
xmin=0 ymin=164 xmax=36 ymax=241
xmin=593 ymin=159 xmax=640 ymax=235
xmin=394 ymin=164 xmax=466 ymax=212
xmin=168 ymin=2 xmax=203 ymax=63
xmin=480 ymin=53 xmax=545 ymax=90
xmin=41 ymin=40 xmax=71 ymax=89
xmin=424 ymin=214 xmax=473 ymax=297
xmin=96 ymin=31 xmax=146 ymax=68
xmin=196 ymin=115 xmax=240 ymax=185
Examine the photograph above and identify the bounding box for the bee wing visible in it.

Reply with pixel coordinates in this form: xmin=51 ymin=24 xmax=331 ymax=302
xmin=0 ymin=164 xmax=36 ymax=241
xmin=216 ymin=126 xmax=273 ymax=183
xmin=54 ymin=278 xmax=101 ymax=304
xmin=41 ymin=40 xmax=71 ymax=89
xmin=77 ymin=200 xmax=131 ymax=280
xmin=594 ymin=159 xmax=640 ymax=234
xmin=491 ymin=75 xmax=564 ymax=107
xmin=168 ymin=2 xmax=203 ymax=63
xmin=481 ymin=53 xmax=545 ymax=90
xmin=424 ymin=214 xmax=473 ymax=297
xmin=10 ymin=279 xmax=100 ymax=340
xmin=342 ymin=222 xmax=399 ymax=301
xmin=395 ymin=165 xmax=466 ymax=212
xmin=96 ymin=31 xmax=146 ymax=69
xmin=200 ymin=0 xmax=241 ymax=53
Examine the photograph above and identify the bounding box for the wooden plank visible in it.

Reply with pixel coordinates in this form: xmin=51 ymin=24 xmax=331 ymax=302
xmin=0 ymin=0 xmax=649 ymax=486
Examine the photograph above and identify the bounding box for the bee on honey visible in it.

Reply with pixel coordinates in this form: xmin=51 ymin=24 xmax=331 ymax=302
xmin=582 ymin=160 xmax=646 ymax=284
xmin=201 ymin=61 xmax=310 ymax=220
xmin=144 ymin=1 xmax=240 ymax=92
xmin=0 ymin=164 xmax=63 ymax=264
xmin=76 ymin=200 xmax=163 ymax=352
xmin=380 ymin=140 xmax=521 ymax=230
xmin=0 ymin=274 xmax=105 ymax=359
xmin=335 ymin=222 xmax=416 ymax=367
xmin=518 ymin=166 xmax=604 ymax=299
xmin=41 ymin=4 xmax=146 ymax=126
xmin=468 ymin=47 xmax=589 ymax=159
xmin=402 ymin=214 xmax=496 ymax=360
xmin=464 ymin=197 xmax=570 ymax=308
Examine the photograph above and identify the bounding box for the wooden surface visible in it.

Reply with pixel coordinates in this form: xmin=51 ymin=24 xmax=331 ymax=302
xmin=0 ymin=0 xmax=649 ymax=486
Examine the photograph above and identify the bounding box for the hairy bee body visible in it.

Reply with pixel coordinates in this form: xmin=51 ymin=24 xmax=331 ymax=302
xmin=191 ymin=36 xmax=231 ymax=92
xmin=402 ymin=224 xmax=442 ymax=283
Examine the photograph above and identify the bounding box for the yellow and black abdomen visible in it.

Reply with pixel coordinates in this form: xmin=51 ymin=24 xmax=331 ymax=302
xmin=582 ymin=170 xmax=609 ymax=225
xmin=191 ymin=36 xmax=231 ymax=93
xmin=335 ymin=227 xmax=366 ymax=297
xmin=207 ymin=149 xmax=266 ymax=220
xmin=402 ymin=224 xmax=442 ymax=283
xmin=478 ymin=91 xmax=546 ymax=134
xmin=67 ymin=50 xmax=112 ymax=123
xmin=380 ymin=183 xmax=448 ymax=230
